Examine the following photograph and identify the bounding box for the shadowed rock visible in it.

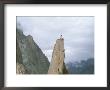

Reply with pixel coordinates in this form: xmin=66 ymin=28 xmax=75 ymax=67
xmin=16 ymin=28 xmax=50 ymax=74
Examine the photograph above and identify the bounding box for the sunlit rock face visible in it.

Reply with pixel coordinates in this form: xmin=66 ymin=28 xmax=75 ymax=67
xmin=48 ymin=37 xmax=68 ymax=74
xmin=16 ymin=29 xmax=50 ymax=74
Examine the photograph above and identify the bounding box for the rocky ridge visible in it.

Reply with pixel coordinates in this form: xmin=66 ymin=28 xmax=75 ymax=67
xmin=16 ymin=28 xmax=50 ymax=74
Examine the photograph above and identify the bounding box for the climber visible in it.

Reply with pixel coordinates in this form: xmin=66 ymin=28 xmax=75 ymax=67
xmin=60 ymin=35 xmax=63 ymax=39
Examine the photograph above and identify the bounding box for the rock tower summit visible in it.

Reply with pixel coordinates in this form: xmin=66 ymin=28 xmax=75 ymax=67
xmin=48 ymin=35 xmax=67 ymax=74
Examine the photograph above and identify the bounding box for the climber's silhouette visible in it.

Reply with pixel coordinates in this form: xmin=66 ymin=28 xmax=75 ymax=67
xmin=60 ymin=35 xmax=62 ymax=39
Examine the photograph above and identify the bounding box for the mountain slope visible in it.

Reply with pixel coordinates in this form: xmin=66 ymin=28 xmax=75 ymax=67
xmin=16 ymin=28 xmax=50 ymax=74
xmin=66 ymin=58 xmax=94 ymax=74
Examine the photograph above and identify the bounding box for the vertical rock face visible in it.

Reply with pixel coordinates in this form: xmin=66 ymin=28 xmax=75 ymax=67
xmin=48 ymin=38 xmax=68 ymax=74
xmin=16 ymin=40 xmax=28 ymax=74
xmin=16 ymin=29 xmax=50 ymax=74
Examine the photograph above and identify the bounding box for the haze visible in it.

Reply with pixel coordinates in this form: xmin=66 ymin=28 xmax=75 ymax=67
xmin=17 ymin=16 xmax=94 ymax=63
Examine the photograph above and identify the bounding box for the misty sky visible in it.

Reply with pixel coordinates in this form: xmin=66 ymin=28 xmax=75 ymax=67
xmin=17 ymin=16 xmax=94 ymax=63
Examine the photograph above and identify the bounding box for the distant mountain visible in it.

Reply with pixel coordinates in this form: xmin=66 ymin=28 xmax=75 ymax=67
xmin=66 ymin=58 xmax=94 ymax=74
xmin=16 ymin=28 xmax=50 ymax=74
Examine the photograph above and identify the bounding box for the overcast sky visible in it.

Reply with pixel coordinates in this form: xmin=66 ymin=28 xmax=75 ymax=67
xmin=17 ymin=16 xmax=94 ymax=63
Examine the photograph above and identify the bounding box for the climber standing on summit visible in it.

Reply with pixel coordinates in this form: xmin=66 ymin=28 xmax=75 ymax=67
xmin=60 ymin=35 xmax=63 ymax=39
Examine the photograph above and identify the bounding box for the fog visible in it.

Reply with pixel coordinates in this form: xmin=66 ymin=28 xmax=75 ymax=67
xmin=17 ymin=16 xmax=94 ymax=63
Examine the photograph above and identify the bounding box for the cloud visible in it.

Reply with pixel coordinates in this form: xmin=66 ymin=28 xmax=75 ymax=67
xmin=17 ymin=16 xmax=94 ymax=63
xmin=43 ymin=49 xmax=53 ymax=62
